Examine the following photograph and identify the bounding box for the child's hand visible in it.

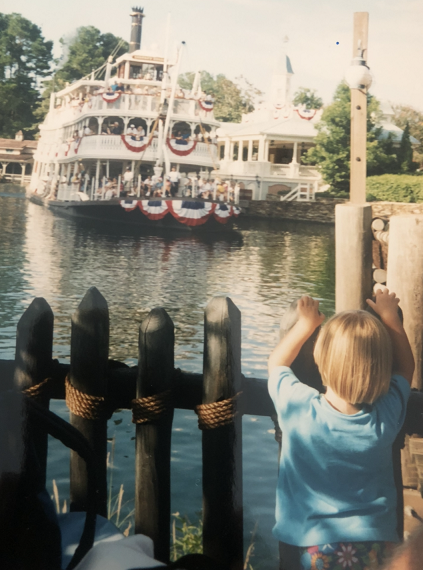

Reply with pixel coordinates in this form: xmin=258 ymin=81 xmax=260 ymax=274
xmin=297 ymin=296 xmax=325 ymax=332
xmin=366 ymin=288 xmax=400 ymax=325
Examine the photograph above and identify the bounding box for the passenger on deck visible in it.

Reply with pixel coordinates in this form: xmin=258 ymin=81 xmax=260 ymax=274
xmin=111 ymin=122 xmax=121 ymax=135
xmin=134 ymin=84 xmax=143 ymax=94
xmin=84 ymin=125 xmax=93 ymax=136
xmin=135 ymin=125 xmax=145 ymax=140
xmin=124 ymin=86 xmax=133 ymax=94
xmin=144 ymin=72 xmax=152 ymax=80
xmin=164 ymin=178 xmax=172 ymax=197
xmin=123 ymin=167 xmax=134 ymax=191
xmin=169 ymin=167 xmax=181 ymax=197
xmin=115 ymin=82 xmax=125 ymax=92
xmin=126 ymin=124 xmax=136 ymax=136
xmin=196 ymin=131 xmax=203 ymax=142
xmin=143 ymin=176 xmax=153 ymax=195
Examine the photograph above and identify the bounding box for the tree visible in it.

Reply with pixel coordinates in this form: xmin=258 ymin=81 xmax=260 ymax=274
xmin=0 ymin=13 xmax=53 ymax=138
xmin=392 ymin=105 xmax=423 ymax=167
xmin=178 ymin=71 xmax=263 ymax=123
xmin=36 ymin=26 xmax=128 ymax=122
xmin=396 ymin=122 xmax=414 ymax=173
xmin=292 ymin=87 xmax=323 ymax=110
xmin=305 ymin=82 xmax=397 ymax=194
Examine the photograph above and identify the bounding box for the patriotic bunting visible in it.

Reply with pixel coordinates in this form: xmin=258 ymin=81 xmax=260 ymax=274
xmin=119 ymin=199 xmax=241 ymax=227
xmin=168 ymin=200 xmax=215 ymax=226
xmin=294 ymin=108 xmax=317 ymax=121
xmin=101 ymin=92 xmax=122 ymax=104
xmin=138 ymin=200 xmax=169 ymax=220
xmin=166 ymin=138 xmax=198 ymax=157
xmin=120 ymin=135 xmax=152 ymax=153
xmin=198 ymin=100 xmax=214 ymax=112
xmin=120 ymin=200 xmax=139 ymax=211
xmin=214 ymin=203 xmax=234 ymax=224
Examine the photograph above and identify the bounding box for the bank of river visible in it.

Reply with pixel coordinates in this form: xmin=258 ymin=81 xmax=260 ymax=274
xmin=0 ymin=186 xmax=335 ymax=568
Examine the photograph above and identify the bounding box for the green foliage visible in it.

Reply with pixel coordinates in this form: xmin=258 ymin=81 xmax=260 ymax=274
xmin=396 ymin=122 xmax=414 ymax=173
xmin=55 ymin=26 xmax=128 ymax=83
xmin=178 ymin=71 xmax=263 ymax=123
xmin=171 ymin=513 xmax=203 ymax=560
xmin=366 ymin=174 xmax=423 ymax=203
xmin=0 ymin=13 xmax=53 ymax=138
xmin=292 ymin=87 xmax=323 ymax=110
xmin=305 ymin=82 xmax=398 ymax=195
xmin=392 ymin=105 xmax=423 ymax=167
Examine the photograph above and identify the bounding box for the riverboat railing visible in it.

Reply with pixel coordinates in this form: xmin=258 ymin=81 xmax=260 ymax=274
xmin=2 ymin=289 xmax=423 ymax=569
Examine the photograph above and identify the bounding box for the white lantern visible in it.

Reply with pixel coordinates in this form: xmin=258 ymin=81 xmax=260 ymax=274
xmin=345 ymin=55 xmax=372 ymax=90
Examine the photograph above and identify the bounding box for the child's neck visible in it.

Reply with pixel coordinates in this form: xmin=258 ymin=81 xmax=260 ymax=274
xmin=324 ymin=387 xmax=362 ymax=415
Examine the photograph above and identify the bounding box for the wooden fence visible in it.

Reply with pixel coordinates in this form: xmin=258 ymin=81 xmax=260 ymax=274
xmin=1 ymin=287 xmax=423 ymax=570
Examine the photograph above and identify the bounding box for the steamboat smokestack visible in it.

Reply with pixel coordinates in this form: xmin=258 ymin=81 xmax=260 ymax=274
xmin=129 ymin=7 xmax=144 ymax=53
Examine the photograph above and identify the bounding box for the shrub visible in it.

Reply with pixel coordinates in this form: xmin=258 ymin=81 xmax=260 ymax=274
xmin=366 ymin=174 xmax=423 ymax=203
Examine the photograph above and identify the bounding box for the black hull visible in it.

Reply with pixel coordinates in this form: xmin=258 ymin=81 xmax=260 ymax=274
xmin=29 ymin=195 xmax=238 ymax=233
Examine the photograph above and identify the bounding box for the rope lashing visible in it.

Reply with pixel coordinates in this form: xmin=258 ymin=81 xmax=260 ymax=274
xmin=195 ymin=392 xmax=242 ymax=430
xmin=65 ymin=376 xmax=112 ymax=421
xmin=132 ymin=390 xmax=172 ymax=424
xmin=23 ymin=377 xmax=55 ymax=401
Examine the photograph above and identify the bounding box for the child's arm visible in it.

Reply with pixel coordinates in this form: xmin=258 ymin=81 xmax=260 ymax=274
xmin=366 ymin=289 xmax=415 ymax=385
xmin=268 ymin=296 xmax=325 ymax=374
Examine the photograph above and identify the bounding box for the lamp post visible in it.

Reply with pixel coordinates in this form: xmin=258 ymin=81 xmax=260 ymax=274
xmin=345 ymin=14 xmax=372 ymax=204
xmin=335 ymin=12 xmax=373 ymax=313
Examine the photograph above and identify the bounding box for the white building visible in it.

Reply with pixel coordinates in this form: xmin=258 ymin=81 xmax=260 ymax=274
xmin=215 ymin=49 xmax=322 ymax=201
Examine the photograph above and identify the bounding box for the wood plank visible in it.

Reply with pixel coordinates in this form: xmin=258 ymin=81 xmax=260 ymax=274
xmin=202 ymin=297 xmax=243 ymax=570
xmin=69 ymin=287 xmax=109 ymax=516
xmin=135 ymin=308 xmax=174 ymax=563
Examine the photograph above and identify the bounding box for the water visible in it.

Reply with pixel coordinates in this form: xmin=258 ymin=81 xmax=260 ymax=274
xmin=0 ymin=184 xmax=335 ymax=568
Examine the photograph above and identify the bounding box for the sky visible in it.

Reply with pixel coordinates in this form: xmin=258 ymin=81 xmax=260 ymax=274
xmin=2 ymin=0 xmax=423 ymax=112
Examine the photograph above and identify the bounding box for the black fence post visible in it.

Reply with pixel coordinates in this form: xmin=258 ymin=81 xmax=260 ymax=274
xmin=14 ymin=297 xmax=54 ymax=485
xmin=201 ymin=296 xmax=243 ymax=570
xmin=134 ymin=308 xmax=174 ymax=563
xmin=69 ymin=287 xmax=109 ymax=517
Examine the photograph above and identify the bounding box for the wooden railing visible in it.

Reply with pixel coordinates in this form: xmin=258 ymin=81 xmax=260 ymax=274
xmin=2 ymin=288 xmax=423 ymax=569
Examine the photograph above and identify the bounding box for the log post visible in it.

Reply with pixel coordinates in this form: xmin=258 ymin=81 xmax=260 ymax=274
xmin=201 ymin=297 xmax=243 ymax=570
xmin=335 ymin=203 xmax=373 ymax=311
xmin=387 ymin=215 xmax=423 ymax=390
xmin=14 ymin=297 xmax=54 ymax=485
xmin=69 ymin=287 xmax=109 ymax=516
xmin=135 ymin=308 xmax=174 ymax=563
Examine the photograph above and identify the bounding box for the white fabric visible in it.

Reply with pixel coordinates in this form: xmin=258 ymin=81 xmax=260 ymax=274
xmin=59 ymin=513 xmax=123 ymax=568
xmin=124 ymin=171 xmax=134 ymax=182
xmin=168 ymin=170 xmax=181 ymax=183
xmin=73 ymin=532 xmax=165 ymax=570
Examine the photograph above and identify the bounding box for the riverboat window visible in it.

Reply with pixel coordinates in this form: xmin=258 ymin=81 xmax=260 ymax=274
xmin=242 ymin=141 xmax=248 ymax=161
xmin=252 ymin=141 xmax=259 ymax=161
xmin=232 ymin=143 xmax=239 ymax=161
xmin=219 ymin=144 xmax=225 ymax=160
xmin=118 ymin=64 xmax=125 ymax=79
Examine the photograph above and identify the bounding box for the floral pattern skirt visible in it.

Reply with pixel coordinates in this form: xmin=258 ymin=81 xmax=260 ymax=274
xmin=299 ymin=541 xmax=395 ymax=570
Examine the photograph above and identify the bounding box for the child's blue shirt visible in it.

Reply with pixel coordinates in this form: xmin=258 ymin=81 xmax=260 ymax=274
xmin=268 ymin=366 xmax=410 ymax=547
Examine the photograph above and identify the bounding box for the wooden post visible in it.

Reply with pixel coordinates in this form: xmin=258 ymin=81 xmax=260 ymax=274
xmin=135 ymin=308 xmax=174 ymax=563
xmin=14 ymin=298 xmax=54 ymax=485
xmin=69 ymin=287 xmax=109 ymax=516
xmin=202 ymin=297 xmax=243 ymax=570
xmin=335 ymin=203 xmax=373 ymax=311
xmin=350 ymin=12 xmax=369 ymax=205
xmin=387 ymin=215 xmax=423 ymax=390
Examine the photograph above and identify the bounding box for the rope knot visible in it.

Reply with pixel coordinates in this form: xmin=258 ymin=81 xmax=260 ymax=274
xmin=131 ymin=390 xmax=172 ymax=424
xmin=196 ymin=392 xmax=242 ymax=430
xmin=65 ymin=376 xmax=111 ymax=421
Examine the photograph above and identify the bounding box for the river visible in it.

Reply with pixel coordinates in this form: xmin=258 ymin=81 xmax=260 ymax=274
xmin=0 ymin=185 xmax=335 ymax=568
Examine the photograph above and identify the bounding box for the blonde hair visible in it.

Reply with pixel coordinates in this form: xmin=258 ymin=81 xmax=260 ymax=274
xmin=314 ymin=310 xmax=392 ymax=404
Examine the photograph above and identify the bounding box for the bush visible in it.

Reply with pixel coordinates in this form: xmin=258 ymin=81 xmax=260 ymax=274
xmin=366 ymin=174 xmax=423 ymax=203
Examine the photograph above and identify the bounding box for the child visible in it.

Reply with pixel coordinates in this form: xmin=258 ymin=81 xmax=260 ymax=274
xmin=268 ymin=289 xmax=414 ymax=570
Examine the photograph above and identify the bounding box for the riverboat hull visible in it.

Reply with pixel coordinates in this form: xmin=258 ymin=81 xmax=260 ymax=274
xmin=29 ymin=194 xmax=240 ymax=233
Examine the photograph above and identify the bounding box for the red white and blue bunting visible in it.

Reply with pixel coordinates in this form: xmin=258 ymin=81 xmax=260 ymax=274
xmin=119 ymin=200 xmax=139 ymax=211
xmin=120 ymin=135 xmax=152 ymax=153
xmin=168 ymin=200 xmax=215 ymax=226
xmin=166 ymin=138 xmax=198 ymax=157
xmin=294 ymin=108 xmax=317 ymax=121
xmin=119 ymin=200 xmax=240 ymax=226
xmin=64 ymin=137 xmax=82 ymax=157
xmin=138 ymin=200 xmax=169 ymax=220
xmin=101 ymin=92 xmax=122 ymax=104
xmin=198 ymin=100 xmax=214 ymax=112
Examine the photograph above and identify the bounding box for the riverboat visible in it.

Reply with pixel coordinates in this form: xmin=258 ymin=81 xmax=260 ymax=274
xmin=28 ymin=8 xmax=240 ymax=232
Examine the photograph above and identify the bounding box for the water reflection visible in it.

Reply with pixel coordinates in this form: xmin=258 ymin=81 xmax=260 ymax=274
xmin=0 ymin=191 xmax=335 ymax=568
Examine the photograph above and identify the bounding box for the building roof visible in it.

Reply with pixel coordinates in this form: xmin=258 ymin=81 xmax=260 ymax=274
xmin=0 ymin=139 xmax=37 ymax=150
xmin=378 ymin=122 xmax=420 ymax=145
xmin=218 ymin=114 xmax=318 ymax=140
